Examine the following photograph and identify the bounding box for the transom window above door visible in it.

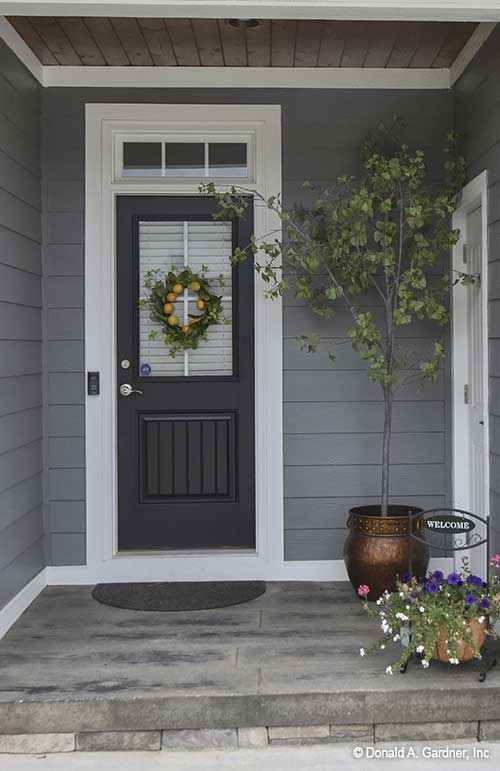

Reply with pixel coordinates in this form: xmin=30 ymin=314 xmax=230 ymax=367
xmin=116 ymin=135 xmax=252 ymax=181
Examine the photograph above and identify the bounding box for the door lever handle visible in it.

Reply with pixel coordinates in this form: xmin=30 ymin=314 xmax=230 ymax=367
xmin=120 ymin=383 xmax=143 ymax=397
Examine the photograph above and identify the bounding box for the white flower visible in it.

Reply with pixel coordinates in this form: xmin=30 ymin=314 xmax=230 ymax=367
xmin=399 ymin=592 xmax=405 ymax=598
xmin=478 ymin=616 xmax=485 ymax=624
xmin=406 ymin=605 xmax=410 ymax=610
xmin=416 ymin=645 xmax=424 ymax=653
xmin=376 ymin=597 xmax=383 ymax=606
xmin=421 ymin=659 xmax=430 ymax=668
xmin=359 ymin=648 xmax=366 ymax=657
xmin=385 ymin=666 xmax=393 ymax=675
xmin=396 ymin=612 xmax=408 ymax=622
xmin=449 ymin=657 xmax=460 ymax=665
xmin=393 ymin=635 xmax=400 ymax=642
xmin=419 ymin=606 xmax=425 ymax=613
xmin=380 ymin=644 xmax=386 ymax=650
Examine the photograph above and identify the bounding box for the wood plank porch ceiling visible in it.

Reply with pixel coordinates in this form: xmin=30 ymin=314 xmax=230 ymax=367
xmin=7 ymin=17 xmax=477 ymax=68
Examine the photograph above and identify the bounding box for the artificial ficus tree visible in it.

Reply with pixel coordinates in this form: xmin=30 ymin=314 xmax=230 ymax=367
xmin=203 ymin=124 xmax=472 ymax=516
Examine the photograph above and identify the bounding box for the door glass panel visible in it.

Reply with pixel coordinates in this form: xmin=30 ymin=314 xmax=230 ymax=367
xmin=123 ymin=142 xmax=162 ymax=177
xmin=164 ymin=143 xmax=205 ymax=177
xmin=208 ymin=143 xmax=247 ymax=177
xmin=139 ymin=220 xmax=233 ymax=377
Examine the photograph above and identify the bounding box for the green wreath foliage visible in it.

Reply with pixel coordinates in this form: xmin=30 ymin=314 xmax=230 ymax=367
xmin=140 ymin=266 xmax=226 ymax=358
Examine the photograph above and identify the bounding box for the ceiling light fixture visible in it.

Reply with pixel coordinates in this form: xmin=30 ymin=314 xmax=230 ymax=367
xmin=226 ymin=19 xmax=263 ymax=29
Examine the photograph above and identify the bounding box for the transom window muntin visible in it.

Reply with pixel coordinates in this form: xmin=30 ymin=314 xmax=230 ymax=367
xmin=116 ymin=133 xmax=253 ymax=181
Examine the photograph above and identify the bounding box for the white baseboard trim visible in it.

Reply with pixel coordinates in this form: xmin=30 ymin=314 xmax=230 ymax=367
xmin=46 ymin=561 xmax=350 ymax=584
xmin=46 ymin=565 xmax=96 ymax=585
xmin=0 ymin=568 xmax=47 ymax=640
xmin=46 ymin=558 xmax=454 ymax=585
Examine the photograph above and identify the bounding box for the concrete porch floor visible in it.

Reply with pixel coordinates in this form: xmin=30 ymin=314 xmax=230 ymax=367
xmin=0 ymin=582 xmax=499 ymax=736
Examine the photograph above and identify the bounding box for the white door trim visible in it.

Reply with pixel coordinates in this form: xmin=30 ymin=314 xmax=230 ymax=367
xmin=85 ymin=103 xmax=288 ymax=582
xmin=452 ymin=171 xmax=490 ymax=539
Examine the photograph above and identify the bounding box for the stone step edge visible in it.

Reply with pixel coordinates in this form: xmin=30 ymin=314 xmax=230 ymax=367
xmin=0 ymin=721 xmax=498 ymax=753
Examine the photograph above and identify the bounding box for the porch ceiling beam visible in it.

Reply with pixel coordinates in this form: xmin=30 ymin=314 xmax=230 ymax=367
xmin=42 ymin=64 xmax=450 ymax=88
xmin=0 ymin=1 xmax=500 ymax=23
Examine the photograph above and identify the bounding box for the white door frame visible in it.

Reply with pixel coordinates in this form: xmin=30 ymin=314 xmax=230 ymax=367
xmin=452 ymin=171 xmax=490 ymax=567
xmin=84 ymin=103 xmax=287 ymax=582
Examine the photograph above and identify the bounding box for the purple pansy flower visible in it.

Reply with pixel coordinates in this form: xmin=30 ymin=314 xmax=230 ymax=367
xmin=447 ymin=572 xmax=461 ymax=586
xmin=465 ymin=594 xmax=477 ymax=605
xmin=481 ymin=598 xmax=491 ymax=609
xmin=400 ymin=572 xmax=411 ymax=583
xmin=424 ymin=581 xmax=439 ymax=593
xmin=432 ymin=570 xmax=444 ymax=581
xmin=409 ymin=592 xmax=418 ymax=601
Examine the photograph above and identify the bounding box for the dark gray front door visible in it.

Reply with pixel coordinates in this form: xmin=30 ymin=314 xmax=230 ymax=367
xmin=116 ymin=196 xmax=255 ymax=551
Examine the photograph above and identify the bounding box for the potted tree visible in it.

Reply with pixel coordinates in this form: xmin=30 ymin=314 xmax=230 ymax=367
xmin=204 ymin=123 xmax=470 ymax=600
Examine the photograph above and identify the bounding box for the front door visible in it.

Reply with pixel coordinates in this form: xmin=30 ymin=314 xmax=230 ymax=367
xmin=116 ymin=196 xmax=255 ymax=551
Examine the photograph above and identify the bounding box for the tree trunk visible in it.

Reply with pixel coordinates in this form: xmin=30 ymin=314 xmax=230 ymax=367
xmin=381 ymin=387 xmax=393 ymax=517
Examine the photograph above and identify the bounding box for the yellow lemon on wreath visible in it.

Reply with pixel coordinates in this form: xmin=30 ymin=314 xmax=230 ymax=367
xmin=190 ymin=280 xmax=201 ymax=292
xmin=196 ymin=299 xmax=206 ymax=311
xmin=167 ymin=315 xmax=179 ymax=326
xmin=181 ymin=325 xmax=190 ymax=334
xmin=166 ymin=291 xmax=177 ymax=303
xmin=163 ymin=302 xmax=174 ymax=314
xmin=173 ymin=283 xmax=184 ymax=294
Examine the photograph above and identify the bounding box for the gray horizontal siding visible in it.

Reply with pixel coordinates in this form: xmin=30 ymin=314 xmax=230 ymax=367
xmin=455 ymin=24 xmax=500 ymax=545
xmin=42 ymin=86 xmax=453 ymax=565
xmin=284 ymin=433 xmax=445 ymax=466
xmin=0 ymin=39 xmax=43 ymax=609
xmin=285 ymin=402 xmax=444 ymax=434
xmin=0 ymin=475 xmax=42 ymax=532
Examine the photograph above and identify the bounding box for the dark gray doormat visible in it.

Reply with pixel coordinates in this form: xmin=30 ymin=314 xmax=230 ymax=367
xmin=91 ymin=581 xmax=266 ymax=611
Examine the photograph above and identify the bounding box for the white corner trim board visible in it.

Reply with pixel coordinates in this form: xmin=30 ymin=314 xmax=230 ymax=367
xmin=1 ymin=2 xmax=500 ymax=22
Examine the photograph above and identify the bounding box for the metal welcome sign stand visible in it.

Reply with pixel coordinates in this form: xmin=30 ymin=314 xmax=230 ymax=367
xmin=402 ymin=508 xmax=498 ymax=682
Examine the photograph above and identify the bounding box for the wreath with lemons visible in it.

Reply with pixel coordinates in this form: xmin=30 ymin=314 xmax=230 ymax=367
xmin=140 ymin=266 xmax=225 ymax=358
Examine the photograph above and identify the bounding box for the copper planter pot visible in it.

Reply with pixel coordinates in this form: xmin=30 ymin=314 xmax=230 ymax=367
xmin=343 ymin=505 xmax=429 ymax=601
xmin=432 ymin=619 xmax=487 ymax=664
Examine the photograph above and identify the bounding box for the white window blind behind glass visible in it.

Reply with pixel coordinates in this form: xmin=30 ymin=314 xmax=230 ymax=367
xmin=139 ymin=220 xmax=233 ymax=376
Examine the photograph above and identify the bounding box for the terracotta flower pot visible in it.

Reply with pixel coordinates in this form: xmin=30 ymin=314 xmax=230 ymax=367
xmin=343 ymin=505 xmax=429 ymax=601
xmin=432 ymin=618 xmax=488 ymax=663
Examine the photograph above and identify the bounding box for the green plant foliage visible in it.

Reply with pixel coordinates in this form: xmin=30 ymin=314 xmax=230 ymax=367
xmin=202 ymin=122 xmax=475 ymax=514
xmin=140 ymin=266 xmax=225 ymax=358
